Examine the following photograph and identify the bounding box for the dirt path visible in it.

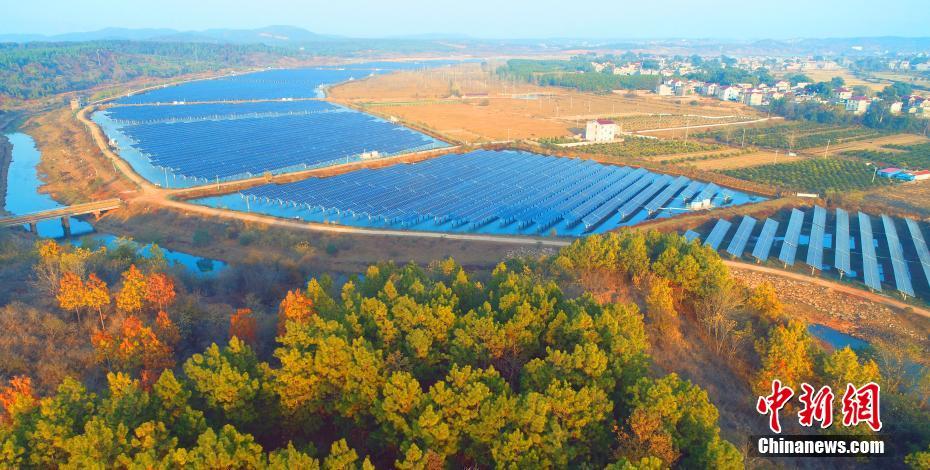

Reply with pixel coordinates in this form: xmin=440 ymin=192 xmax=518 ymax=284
xmin=635 ymin=116 xmax=783 ymax=134
xmin=722 ymin=259 xmax=930 ymax=319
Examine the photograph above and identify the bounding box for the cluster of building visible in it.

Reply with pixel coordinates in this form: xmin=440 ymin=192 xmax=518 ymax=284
xmin=877 ymin=167 xmax=930 ymax=182
xmin=655 ymin=78 xmax=797 ymax=108
xmin=653 ymin=78 xmax=930 ymax=118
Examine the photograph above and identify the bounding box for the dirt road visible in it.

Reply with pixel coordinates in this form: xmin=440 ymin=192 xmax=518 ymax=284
xmin=722 ymin=260 xmax=930 ymax=319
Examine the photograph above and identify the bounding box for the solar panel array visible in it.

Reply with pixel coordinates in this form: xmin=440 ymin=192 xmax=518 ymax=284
xmin=704 ymin=219 xmax=732 ymax=250
xmin=689 ymin=207 xmax=930 ymax=300
xmin=805 ymin=206 xmax=827 ymax=271
xmin=906 ymin=218 xmax=930 ymax=290
xmin=752 ymin=218 xmax=779 ymax=262
xmin=105 ymin=100 xmax=334 ymax=125
xmin=858 ymin=212 xmax=883 ymax=292
xmin=834 ymin=208 xmax=852 ymax=275
xmin=237 ymin=150 xmax=750 ymax=235
xmin=881 ymin=215 xmax=915 ymax=297
xmin=726 ymin=216 xmax=757 ymax=257
xmin=110 ymin=108 xmax=445 ymax=181
xmin=778 ymin=209 xmax=805 ymax=266
xmin=116 ymin=62 xmax=457 ymax=104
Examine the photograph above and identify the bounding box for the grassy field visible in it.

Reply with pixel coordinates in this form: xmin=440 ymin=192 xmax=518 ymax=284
xmin=698 ymin=121 xmax=885 ymax=150
xmin=329 ymin=62 xmax=761 ymax=143
xmin=720 ymin=157 xmax=895 ymax=194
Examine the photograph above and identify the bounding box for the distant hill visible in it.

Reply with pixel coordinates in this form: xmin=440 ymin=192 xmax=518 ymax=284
xmin=0 ymin=25 xmax=342 ymax=47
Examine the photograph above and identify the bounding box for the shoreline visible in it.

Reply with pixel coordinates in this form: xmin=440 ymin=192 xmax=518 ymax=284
xmin=0 ymin=133 xmax=11 ymax=214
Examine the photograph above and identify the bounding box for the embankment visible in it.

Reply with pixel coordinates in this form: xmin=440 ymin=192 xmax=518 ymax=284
xmin=0 ymin=134 xmax=11 ymax=213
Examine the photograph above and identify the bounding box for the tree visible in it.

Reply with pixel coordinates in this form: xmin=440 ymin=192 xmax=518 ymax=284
xmin=0 ymin=376 xmax=37 ymax=426
xmin=747 ymin=282 xmax=783 ymax=323
xmin=57 ymin=272 xmax=87 ymax=322
xmin=229 ymin=308 xmax=257 ymax=346
xmin=84 ymin=274 xmax=111 ymax=330
xmin=644 ymin=275 xmax=677 ymax=338
xmin=754 ymin=321 xmax=816 ymax=393
xmin=116 ymin=265 xmax=147 ymax=314
xmin=278 ymin=289 xmax=315 ymax=334
xmin=144 ymin=273 xmax=176 ymax=313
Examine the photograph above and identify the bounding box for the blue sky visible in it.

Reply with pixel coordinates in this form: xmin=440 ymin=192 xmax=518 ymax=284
xmin=3 ymin=0 xmax=929 ymax=39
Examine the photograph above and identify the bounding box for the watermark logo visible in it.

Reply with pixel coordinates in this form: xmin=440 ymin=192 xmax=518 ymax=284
xmin=756 ymin=380 xmax=882 ymax=433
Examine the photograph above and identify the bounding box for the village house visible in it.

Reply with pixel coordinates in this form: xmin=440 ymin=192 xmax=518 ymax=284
xmin=845 ymin=96 xmax=871 ymax=114
xmin=585 ymin=119 xmax=619 ymax=142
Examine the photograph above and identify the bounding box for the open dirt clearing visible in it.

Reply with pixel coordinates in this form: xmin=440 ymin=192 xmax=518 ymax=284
xmin=804 ymin=132 xmax=929 ymax=155
xmin=689 ymin=150 xmax=805 ymax=170
xmin=779 ymin=68 xmax=890 ymax=92
xmin=330 ymin=63 xmax=761 ymax=143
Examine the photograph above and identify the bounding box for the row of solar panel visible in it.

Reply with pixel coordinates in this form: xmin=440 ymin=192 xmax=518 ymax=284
xmin=113 ymin=110 xmax=444 ymax=180
xmin=240 ymin=150 xmax=734 ymax=233
xmin=116 ymin=62 xmax=459 ymax=104
xmin=688 ymin=207 xmax=930 ymax=298
xmin=104 ymin=100 xmax=335 ymax=124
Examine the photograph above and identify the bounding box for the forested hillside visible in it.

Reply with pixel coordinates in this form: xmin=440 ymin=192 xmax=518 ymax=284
xmin=0 ymin=230 xmax=928 ymax=467
xmin=0 ymin=41 xmax=304 ymax=101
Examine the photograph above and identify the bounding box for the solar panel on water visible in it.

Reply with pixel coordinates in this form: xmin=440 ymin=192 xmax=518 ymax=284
xmin=726 ymin=216 xmax=757 ymax=258
xmin=778 ymin=208 xmax=805 ymax=266
xmin=643 ymin=176 xmax=690 ymax=214
xmin=881 ymin=215 xmax=915 ymax=297
xmin=752 ymin=218 xmax=779 ymax=262
xmin=858 ymin=212 xmax=883 ymax=291
xmin=906 ymin=218 xmax=930 ymax=290
xmin=684 ymin=230 xmax=701 ymax=242
xmin=834 ymin=208 xmax=852 ymax=275
xmin=704 ymin=219 xmax=732 ymax=250
xmin=805 ymin=206 xmax=827 ymax=271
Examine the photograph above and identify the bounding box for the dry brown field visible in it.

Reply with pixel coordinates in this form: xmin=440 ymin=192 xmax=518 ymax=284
xmin=779 ymin=68 xmax=889 ymax=92
xmin=329 ymin=63 xmax=762 ymax=143
xmin=688 ymin=150 xmax=805 ymax=170
xmin=803 ymin=132 xmax=929 ymax=155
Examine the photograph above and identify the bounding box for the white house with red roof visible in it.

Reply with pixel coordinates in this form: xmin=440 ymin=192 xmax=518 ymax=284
xmin=585 ymin=119 xmax=619 ymax=142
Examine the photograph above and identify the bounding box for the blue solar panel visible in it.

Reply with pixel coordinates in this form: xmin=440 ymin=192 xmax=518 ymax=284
xmin=805 ymin=206 xmax=827 ymax=271
xmin=694 ymin=183 xmax=720 ymax=204
xmin=778 ymin=209 xmax=805 ymax=266
xmin=104 ymin=105 xmax=446 ymax=181
xmin=906 ymin=218 xmax=930 ymax=291
xmin=858 ymin=212 xmax=882 ymax=291
xmin=834 ymin=208 xmax=852 ymax=275
xmin=104 ymin=100 xmax=333 ymax=124
xmin=704 ymin=219 xmax=732 ymax=250
xmin=684 ymin=230 xmax=701 ymax=242
xmin=617 ymin=175 xmax=673 ymax=220
xmin=644 ymin=176 xmax=690 ymax=214
xmin=752 ymin=218 xmax=779 ymax=262
xmin=726 ymin=216 xmax=757 ymax=257
xmin=881 ymin=215 xmax=915 ymax=297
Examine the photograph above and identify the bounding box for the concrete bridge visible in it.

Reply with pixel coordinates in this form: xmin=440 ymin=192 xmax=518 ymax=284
xmin=0 ymin=198 xmax=123 ymax=236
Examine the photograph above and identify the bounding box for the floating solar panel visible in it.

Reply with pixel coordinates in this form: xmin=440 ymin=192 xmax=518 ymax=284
xmin=676 ymin=181 xmax=704 ymax=204
xmin=684 ymin=230 xmax=701 ymax=242
xmin=617 ymin=175 xmax=673 ymax=220
xmin=226 ymin=150 xmax=758 ymax=237
xmin=906 ymin=218 xmax=930 ymax=290
xmin=644 ymin=176 xmax=690 ymax=214
xmin=858 ymin=212 xmax=882 ymax=291
xmin=726 ymin=215 xmax=757 ymax=258
xmin=805 ymin=206 xmax=827 ymax=271
xmin=752 ymin=218 xmax=779 ymax=262
xmin=834 ymin=208 xmax=852 ymax=275
xmin=704 ymin=219 xmax=732 ymax=250
xmin=881 ymin=215 xmax=915 ymax=297
xmin=694 ymin=183 xmax=720 ymax=204
xmin=778 ymin=208 xmax=805 ymax=266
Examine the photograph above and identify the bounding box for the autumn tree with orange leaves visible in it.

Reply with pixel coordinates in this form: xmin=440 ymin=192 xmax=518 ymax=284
xmin=116 ymin=265 xmax=146 ymax=314
xmin=84 ymin=274 xmax=111 ymax=329
xmin=277 ymin=289 xmax=314 ymax=334
xmin=229 ymin=308 xmax=257 ymax=346
xmin=145 ymin=273 xmax=176 ymax=312
xmin=91 ymin=315 xmax=176 ymax=385
xmin=0 ymin=376 xmax=36 ymax=426
xmin=57 ymin=272 xmax=87 ymax=322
